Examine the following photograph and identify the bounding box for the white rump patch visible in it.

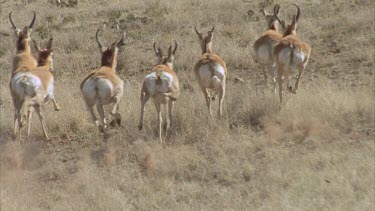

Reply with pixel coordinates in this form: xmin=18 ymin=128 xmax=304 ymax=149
xmin=198 ymin=63 xmax=225 ymax=89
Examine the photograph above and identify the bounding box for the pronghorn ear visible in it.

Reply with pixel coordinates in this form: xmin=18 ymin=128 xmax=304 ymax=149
xmin=14 ymin=29 xmax=22 ymax=37
xmin=291 ymin=15 xmax=297 ymax=30
xmin=32 ymin=39 xmax=42 ymax=52
xmin=208 ymin=30 xmax=214 ymax=42
xmin=46 ymin=38 xmax=53 ymax=51
xmin=195 ymin=26 xmax=203 ymax=40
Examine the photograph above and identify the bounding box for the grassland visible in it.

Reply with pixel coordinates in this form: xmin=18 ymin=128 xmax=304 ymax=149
xmin=0 ymin=0 xmax=374 ymax=210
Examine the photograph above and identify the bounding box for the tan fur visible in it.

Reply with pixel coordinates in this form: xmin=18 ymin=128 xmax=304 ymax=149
xmin=253 ymin=30 xmax=282 ymax=51
xmin=80 ymin=66 xmax=122 ymax=89
xmin=273 ymin=35 xmax=311 ymax=60
xmin=194 ymin=53 xmax=227 ymax=76
xmin=152 ymin=64 xmax=179 ymax=90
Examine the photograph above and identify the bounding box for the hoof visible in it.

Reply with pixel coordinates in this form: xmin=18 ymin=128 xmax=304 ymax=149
xmin=138 ymin=124 xmax=143 ymax=130
xmin=109 ymin=120 xmax=117 ymax=127
xmin=98 ymin=125 xmax=105 ymax=134
xmin=55 ymin=107 xmax=61 ymax=111
xmin=287 ymin=85 xmax=293 ymax=92
xmin=114 ymin=113 xmax=121 ymax=126
xmin=291 ymin=89 xmax=297 ymax=94
xmin=116 ymin=118 xmax=121 ymax=126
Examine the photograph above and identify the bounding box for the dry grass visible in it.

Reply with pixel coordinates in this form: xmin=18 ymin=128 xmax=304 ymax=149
xmin=0 ymin=0 xmax=374 ymax=210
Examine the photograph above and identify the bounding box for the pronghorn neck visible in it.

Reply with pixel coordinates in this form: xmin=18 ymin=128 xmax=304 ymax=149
xmin=37 ymin=51 xmax=53 ymax=70
xmin=283 ymin=22 xmax=297 ymax=37
xmin=203 ymin=42 xmax=213 ymax=54
xmin=16 ymin=38 xmax=32 ymax=54
xmin=283 ymin=28 xmax=297 ymax=37
xmin=101 ymin=49 xmax=117 ymax=70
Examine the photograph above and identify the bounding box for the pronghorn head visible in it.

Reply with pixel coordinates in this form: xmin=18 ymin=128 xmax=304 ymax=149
xmin=33 ymin=38 xmax=54 ymax=71
xmin=153 ymin=40 xmax=178 ymax=69
xmin=96 ymin=29 xmax=127 ymax=68
xmin=261 ymin=4 xmax=286 ymax=31
xmin=9 ymin=12 xmax=36 ymax=52
xmin=195 ymin=25 xmax=215 ymax=54
xmin=275 ymin=4 xmax=300 ymax=37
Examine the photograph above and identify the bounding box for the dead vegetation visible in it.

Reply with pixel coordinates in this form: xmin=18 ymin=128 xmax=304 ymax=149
xmin=0 ymin=0 xmax=374 ymax=210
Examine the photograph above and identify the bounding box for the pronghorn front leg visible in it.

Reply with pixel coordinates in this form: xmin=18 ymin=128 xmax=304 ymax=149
xmin=154 ymin=102 xmax=162 ymax=145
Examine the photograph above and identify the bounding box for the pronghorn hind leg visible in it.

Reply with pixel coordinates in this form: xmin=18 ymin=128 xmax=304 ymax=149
xmin=34 ymin=105 xmax=50 ymax=141
xmin=96 ymin=104 xmax=107 ymax=134
xmin=261 ymin=64 xmax=269 ymax=87
xmin=165 ymin=98 xmax=173 ymax=137
xmin=285 ymin=73 xmax=293 ymax=93
xmin=216 ymin=82 xmax=225 ymax=118
xmin=292 ymin=64 xmax=306 ymax=94
xmin=87 ymin=105 xmax=100 ymax=130
xmin=138 ymin=92 xmax=150 ymax=130
xmin=12 ymin=109 xmax=21 ymax=141
xmin=277 ymin=73 xmax=284 ymax=106
xmin=267 ymin=63 xmax=277 ymax=93
xmin=51 ymin=97 xmax=61 ymax=111
xmin=12 ymin=99 xmax=23 ymax=141
xmin=26 ymin=106 xmax=34 ymax=139
xmin=200 ymin=86 xmax=212 ymax=116
xmin=110 ymin=96 xmax=122 ymax=127
xmin=154 ymin=102 xmax=162 ymax=145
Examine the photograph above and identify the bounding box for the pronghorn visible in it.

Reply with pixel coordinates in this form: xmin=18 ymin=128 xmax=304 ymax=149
xmin=273 ymin=4 xmax=311 ymax=104
xmin=194 ymin=26 xmax=227 ymax=117
xmin=9 ymin=11 xmax=38 ymax=140
xmin=81 ymin=29 xmax=126 ymax=134
xmin=253 ymin=4 xmax=285 ymax=92
xmin=10 ymin=38 xmax=59 ymax=141
xmin=138 ymin=41 xmax=179 ymax=144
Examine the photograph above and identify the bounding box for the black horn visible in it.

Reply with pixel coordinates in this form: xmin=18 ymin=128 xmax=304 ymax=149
xmin=29 ymin=12 xmax=36 ymax=28
xmin=96 ymin=29 xmax=104 ymax=51
xmin=9 ymin=12 xmax=17 ymax=29
xmin=292 ymin=4 xmax=301 ymax=22
xmin=172 ymin=40 xmax=178 ymax=54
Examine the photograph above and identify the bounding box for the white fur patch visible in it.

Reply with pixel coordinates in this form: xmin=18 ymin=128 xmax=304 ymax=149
xmin=198 ymin=63 xmax=225 ymax=89
xmin=278 ymin=47 xmax=305 ymax=72
xmin=143 ymin=71 xmax=174 ymax=104
xmin=256 ymin=44 xmax=272 ymax=64
xmin=10 ymin=72 xmax=53 ymax=105
xmin=81 ymin=78 xmax=116 ymax=106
